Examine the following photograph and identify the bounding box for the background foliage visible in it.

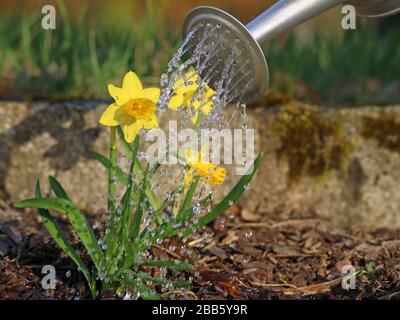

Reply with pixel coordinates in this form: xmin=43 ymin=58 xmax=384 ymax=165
xmin=0 ymin=0 xmax=399 ymax=105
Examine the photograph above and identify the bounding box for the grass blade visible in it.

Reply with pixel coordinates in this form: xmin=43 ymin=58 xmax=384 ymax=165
xmin=48 ymin=176 xmax=70 ymax=200
xmin=15 ymin=197 xmax=104 ymax=271
xmin=113 ymin=136 xmax=140 ymax=269
xmin=136 ymin=272 xmax=191 ymax=288
xmin=91 ymin=147 xmax=159 ymax=211
xmin=122 ymin=278 xmax=159 ymax=300
xmin=90 ymin=150 xmax=129 ymax=185
xmin=105 ymin=127 xmax=117 ymax=246
xmin=34 ymin=180 xmax=96 ymax=297
xmin=180 ymin=176 xmax=200 ymax=212
xmin=131 ymin=167 xmax=149 ymax=240
xmin=116 ymin=126 xmax=159 ymax=210
xmin=139 ymin=196 xmax=171 ymax=239
xmin=139 ymin=259 xmax=192 ymax=270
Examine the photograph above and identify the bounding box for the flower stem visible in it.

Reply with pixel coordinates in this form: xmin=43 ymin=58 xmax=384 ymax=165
xmin=105 ymin=127 xmax=117 ymax=255
xmin=116 ymin=126 xmax=160 ymax=210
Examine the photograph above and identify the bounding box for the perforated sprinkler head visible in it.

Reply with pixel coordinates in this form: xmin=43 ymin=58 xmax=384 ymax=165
xmin=183 ymin=0 xmax=400 ymax=103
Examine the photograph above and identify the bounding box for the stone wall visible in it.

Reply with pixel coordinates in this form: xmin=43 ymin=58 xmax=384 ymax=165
xmin=1 ymin=101 xmax=400 ymax=229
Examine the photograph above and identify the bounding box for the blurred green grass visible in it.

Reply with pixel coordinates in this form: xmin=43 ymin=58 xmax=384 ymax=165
xmin=0 ymin=0 xmax=180 ymax=100
xmin=266 ymin=21 xmax=400 ymax=105
xmin=0 ymin=0 xmax=399 ymax=105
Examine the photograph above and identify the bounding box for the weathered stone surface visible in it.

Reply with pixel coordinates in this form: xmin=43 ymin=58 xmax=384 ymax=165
xmin=0 ymin=102 xmax=109 ymax=212
xmin=236 ymin=103 xmax=400 ymax=229
xmin=1 ymin=101 xmax=400 ymax=229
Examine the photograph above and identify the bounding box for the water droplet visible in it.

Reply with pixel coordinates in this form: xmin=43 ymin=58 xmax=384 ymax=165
xmin=92 ymin=222 xmax=100 ymax=230
xmin=245 ymin=231 xmax=253 ymax=238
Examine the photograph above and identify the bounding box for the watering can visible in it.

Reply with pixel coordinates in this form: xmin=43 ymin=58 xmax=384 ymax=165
xmin=183 ymin=0 xmax=400 ymax=102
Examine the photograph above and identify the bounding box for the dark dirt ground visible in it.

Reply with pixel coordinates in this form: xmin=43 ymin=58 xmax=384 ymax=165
xmin=1 ymin=194 xmax=400 ymax=300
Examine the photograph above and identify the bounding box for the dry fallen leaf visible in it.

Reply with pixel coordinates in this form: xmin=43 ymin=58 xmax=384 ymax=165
xmin=221 ymin=230 xmax=239 ymax=246
xmin=240 ymin=208 xmax=260 ymax=222
xmin=335 ymin=258 xmax=352 ymax=273
xmin=209 ymin=247 xmax=228 ymax=259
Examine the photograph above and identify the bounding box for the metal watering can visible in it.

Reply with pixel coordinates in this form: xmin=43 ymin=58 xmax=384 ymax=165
xmin=183 ymin=0 xmax=400 ymax=102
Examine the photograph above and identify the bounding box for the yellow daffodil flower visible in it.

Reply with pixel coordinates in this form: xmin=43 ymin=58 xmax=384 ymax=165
xmin=100 ymin=71 xmax=160 ymax=143
xmin=168 ymin=71 xmax=215 ymax=124
xmin=184 ymin=146 xmax=227 ymax=191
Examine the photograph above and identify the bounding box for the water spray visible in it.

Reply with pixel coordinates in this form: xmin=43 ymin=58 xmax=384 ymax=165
xmin=182 ymin=0 xmax=400 ymax=103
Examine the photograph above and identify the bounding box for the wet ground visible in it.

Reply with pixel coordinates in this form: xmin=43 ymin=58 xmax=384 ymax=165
xmin=1 ymin=194 xmax=400 ymax=300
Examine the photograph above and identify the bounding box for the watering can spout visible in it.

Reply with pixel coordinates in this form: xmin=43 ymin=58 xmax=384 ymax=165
xmin=246 ymin=0 xmax=400 ymax=46
xmin=246 ymin=0 xmax=343 ymax=45
xmin=183 ymin=0 xmax=400 ymax=102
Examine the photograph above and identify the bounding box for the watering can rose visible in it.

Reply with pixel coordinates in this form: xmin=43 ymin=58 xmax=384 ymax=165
xmin=100 ymin=71 xmax=160 ymax=143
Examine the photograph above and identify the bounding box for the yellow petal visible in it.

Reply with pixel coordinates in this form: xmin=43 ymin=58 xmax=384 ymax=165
xmin=168 ymin=95 xmax=185 ymax=110
xmin=185 ymin=148 xmax=192 ymax=162
xmin=183 ymin=168 xmax=195 ymax=192
xmin=114 ymin=107 xmax=133 ymax=125
xmin=108 ymin=84 xmax=129 ymax=106
xmin=183 ymin=90 xmax=197 ymax=107
xmin=99 ymin=103 xmax=120 ymax=127
xmin=139 ymin=88 xmax=161 ymax=104
xmin=142 ymin=115 xmax=159 ymax=129
xmin=206 ymin=86 xmax=216 ymax=97
xmin=191 ymin=111 xmax=199 ymax=124
xmin=209 ymin=167 xmax=227 ymax=186
xmin=201 ymin=100 xmax=213 ymax=116
xmin=174 ymin=71 xmax=199 ymax=96
xmin=173 ymin=77 xmax=184 ymax=92
xmin=123 ymin=121 xmax=142 ymax=143
xmin=175 ymin=84 xmax=198 ymax=96
xmin=123 ymin=71 xmax=143 ymax=99
xmin=173 ymin=70 xmax=198 ymax=90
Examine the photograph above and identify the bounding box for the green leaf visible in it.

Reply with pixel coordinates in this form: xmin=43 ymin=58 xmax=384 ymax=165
xmin=122 ymin=278 xmax=160 ymax=300
xmin=139 ymin=259 xmax=192 ymax=270
xmin=91 ymin=148 xmax=159 ymax=213
xmin=117 ymin=126 xmax=160 ymax=210
xmin=136 ymin=272 xmax=191 ymax=288
xmin=131 ymin=164 xmax=149 ymax=240
xmin=90 ymin=150 xmax=128 ymax=185
xmin=34 ymin=180 xmax=96 ymax=297
xmin=106 ymin=127 xmax=117 ymax=245
xmin=117 ymin=136 xmax=140 ymax=263
xmin=48 ymin=176 xmax=70 ymax=200
xmin=135 ymin=284 xmax=160 ymax=300
xmin=181 ymin=176 xmax=200 ymax=212
xmin=143 ymin=155 xmax=262 ymax=246
xmin=139 ymin=197 xmax=170 ymax=238
xmin=15 ymin=197 xmax=104 ymax=271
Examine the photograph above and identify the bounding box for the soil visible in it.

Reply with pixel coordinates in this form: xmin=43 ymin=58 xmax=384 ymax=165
xmin=1 ymin=195 xmax=400 ymax=300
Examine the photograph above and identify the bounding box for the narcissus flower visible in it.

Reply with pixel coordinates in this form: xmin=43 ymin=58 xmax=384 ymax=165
xmin=184 ymin=146 xmax=227 ymax=191
xmin=168 ymin=71 xmax=215 ymax=124
xmin=100 ymin=71 xmax=160 ymax=143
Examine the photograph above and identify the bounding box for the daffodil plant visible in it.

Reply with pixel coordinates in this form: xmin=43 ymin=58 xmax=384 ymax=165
xmin=15 ymin=71 xmax=261 ymax=299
